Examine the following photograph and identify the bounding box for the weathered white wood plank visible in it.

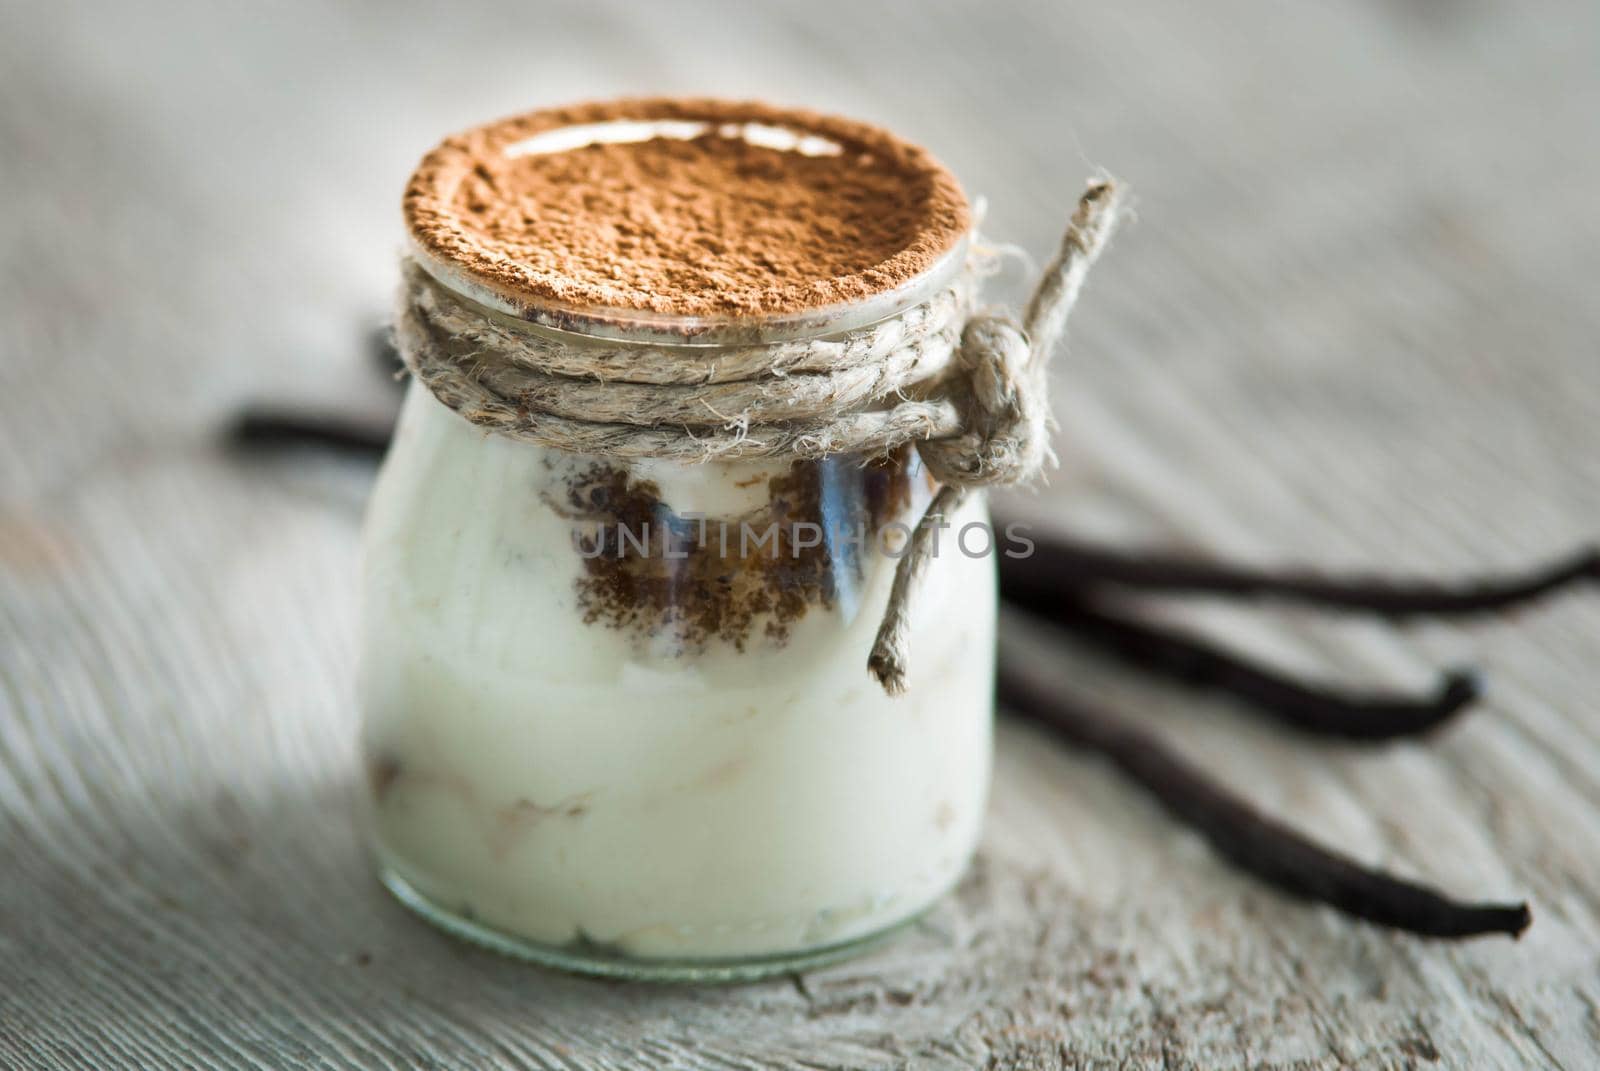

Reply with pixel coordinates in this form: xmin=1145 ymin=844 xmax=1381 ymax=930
xmin=3 ymin=1 xmax=1599 ymax=1067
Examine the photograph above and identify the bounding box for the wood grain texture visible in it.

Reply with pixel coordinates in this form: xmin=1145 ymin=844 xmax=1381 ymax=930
xmin=3 ymin=1 xmax=1599 ymax=1067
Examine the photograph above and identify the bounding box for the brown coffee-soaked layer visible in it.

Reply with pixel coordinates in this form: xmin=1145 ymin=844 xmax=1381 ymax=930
xmin=403 ymin=98 xmax=971 ymax=319
xmin=544 ymin=448 xmax=928 ymax=656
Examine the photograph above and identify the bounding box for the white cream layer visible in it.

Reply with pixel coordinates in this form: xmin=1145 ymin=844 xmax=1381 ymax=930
xmin=359 ymin=387 xmax=996 ymax=959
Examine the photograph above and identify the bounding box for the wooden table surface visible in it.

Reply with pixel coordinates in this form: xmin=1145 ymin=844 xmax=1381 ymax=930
xmin=4 ymin=2 xmax=1599 ymax=1067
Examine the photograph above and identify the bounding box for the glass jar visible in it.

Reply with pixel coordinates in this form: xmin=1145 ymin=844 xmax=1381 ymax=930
xmin=359 ymin=103 xmax=997 ymax=980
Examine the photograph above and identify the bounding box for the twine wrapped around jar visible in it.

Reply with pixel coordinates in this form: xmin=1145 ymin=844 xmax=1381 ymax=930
xmin=395 ymin=179 xmax=1124 ymax=694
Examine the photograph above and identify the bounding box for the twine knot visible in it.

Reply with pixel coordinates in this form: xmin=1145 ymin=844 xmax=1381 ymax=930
xmin=396 ymin=178 xmax=1125 ymax=695
xmin=917 ymin=313 xmax=1044 ymax=489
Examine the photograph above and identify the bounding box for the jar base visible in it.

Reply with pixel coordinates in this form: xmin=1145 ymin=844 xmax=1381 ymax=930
xmin=377 ymin=865 xmax=917 ymax=983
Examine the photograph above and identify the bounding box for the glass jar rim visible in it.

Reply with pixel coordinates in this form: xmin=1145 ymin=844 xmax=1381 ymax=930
xmin=408 ymin=233 xmax=969 ymax=347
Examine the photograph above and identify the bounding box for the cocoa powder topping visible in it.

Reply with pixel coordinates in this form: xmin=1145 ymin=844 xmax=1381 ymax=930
xmin=403 ymin=98 xmax=971 ymax=318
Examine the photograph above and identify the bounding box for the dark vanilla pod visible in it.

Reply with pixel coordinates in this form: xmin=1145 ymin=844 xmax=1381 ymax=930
xmin=1001 ymin=589 xmax=1480 ymax=741
xmin=997 ymin=638 xmax=1531 ymax=940
xmin=995 ymin=519 xmax=1599 ymax=616
xmin=227 ymin=408 xmax=391 ymax=459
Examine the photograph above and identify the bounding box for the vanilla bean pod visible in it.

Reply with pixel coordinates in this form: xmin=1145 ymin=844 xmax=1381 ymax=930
xmin=1002 ymin=591 xmax=1478 ymax=741
xmin=996 ymin=634 xmax=1531 ymax=939
xmin=996 ymin=518 xmax=1599 ymax=617
xmin=226 ymin=409 xmax=392 ymax=459
xmin=224 ymin=327 xmax=402 ymax=457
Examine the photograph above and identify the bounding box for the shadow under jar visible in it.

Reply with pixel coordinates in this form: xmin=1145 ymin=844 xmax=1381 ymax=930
xmin=359 ymin=99 xmax=996 ymax=981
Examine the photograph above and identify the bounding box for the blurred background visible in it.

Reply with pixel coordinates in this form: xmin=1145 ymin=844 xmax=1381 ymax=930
xmin=5 ymin=2 xmax=1600 ymax=1067
xmin=7 ymin=1 xmax=1600 ymax=532
xmin=6 ymin=1 xmax=1599 ymax=536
